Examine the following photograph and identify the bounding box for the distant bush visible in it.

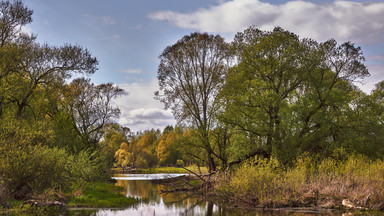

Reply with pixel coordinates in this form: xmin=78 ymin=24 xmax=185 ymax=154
xmin=176 ymin=159 xmax=184 ymax=167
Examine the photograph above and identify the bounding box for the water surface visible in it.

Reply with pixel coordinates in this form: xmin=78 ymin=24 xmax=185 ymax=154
xmin=68 ymin=173 xmax=351 ymax=216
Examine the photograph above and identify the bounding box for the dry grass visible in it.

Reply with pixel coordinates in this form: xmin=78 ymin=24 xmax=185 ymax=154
xmin=215 ymin=154 xmax=384 ymax=210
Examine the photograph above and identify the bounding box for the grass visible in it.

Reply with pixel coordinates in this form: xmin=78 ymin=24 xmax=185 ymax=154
xmin=68 ymin=182 xmax=137 ymax=208
xmin=215 ymin=154 xmax=384 ymax=210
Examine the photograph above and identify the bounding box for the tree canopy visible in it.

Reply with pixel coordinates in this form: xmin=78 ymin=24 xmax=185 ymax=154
xmin=155 ymin=32 xmax=231 ymax=172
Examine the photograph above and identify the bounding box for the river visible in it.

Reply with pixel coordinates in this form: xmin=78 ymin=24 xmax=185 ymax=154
xmin=67 ymin=173 xmax=350 ymax=216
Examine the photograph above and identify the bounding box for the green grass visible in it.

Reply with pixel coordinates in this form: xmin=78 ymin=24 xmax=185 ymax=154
xmin=3 ymin=198 xmax=23 ymax=209
xmin=68 ymin=182 xmax=137 ymax=208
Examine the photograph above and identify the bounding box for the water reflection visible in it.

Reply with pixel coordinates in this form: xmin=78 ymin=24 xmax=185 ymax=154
xmin=107 ymin=173 xmax=215 ymax=215
xmin=63 ymin=174 xmax=351 ymax=216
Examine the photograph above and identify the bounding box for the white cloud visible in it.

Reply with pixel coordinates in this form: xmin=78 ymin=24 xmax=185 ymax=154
xmin=148 ymin=0 xmax=384 ymax=44
xmin=20 ymin=25 xmax=32 ymax=36
xmin=114 ymin=79 xmax=176 ymax=132
xmin=355 ymin=64 xmax=384 ymax=93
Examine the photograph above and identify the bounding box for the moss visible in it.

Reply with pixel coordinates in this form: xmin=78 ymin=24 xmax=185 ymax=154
xmin=68 ymin=182 xmax=137 ymax=208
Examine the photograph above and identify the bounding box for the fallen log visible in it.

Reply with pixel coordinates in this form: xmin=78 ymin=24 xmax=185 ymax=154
xmin=160 ymin=181 xmax=212 ymax=194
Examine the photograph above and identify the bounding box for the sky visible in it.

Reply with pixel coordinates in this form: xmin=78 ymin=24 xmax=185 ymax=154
xmin=25 ymin=0 xmax=384 ymax=132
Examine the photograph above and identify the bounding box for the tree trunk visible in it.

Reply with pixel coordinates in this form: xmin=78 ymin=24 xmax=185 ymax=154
xmin=207 ymin=149 xmax=216 ymax=173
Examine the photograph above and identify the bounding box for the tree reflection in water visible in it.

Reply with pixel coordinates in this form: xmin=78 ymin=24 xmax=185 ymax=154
xmin=65 ymin=174 xmax=347 ymax=216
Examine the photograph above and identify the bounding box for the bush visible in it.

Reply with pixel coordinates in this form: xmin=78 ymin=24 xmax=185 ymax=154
xmin=0 ymin=145 xmax=69 ymax=199
xmin=176 ymin=159 xmax=184 ymax=167
xmin=218 ymin=154 xmax=384 ymax=209
xmin=0 ymin=145 xmax=110 ymax=199
xmin=226 ymin=157 xmax=285 ymax=207
xmin=68 ymin=150 xmax=111 ymax=188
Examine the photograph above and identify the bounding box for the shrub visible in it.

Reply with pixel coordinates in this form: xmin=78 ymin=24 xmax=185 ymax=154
xmin=218 ymin=154 xmax=384 ymax=209
xmin=0 ymin=145 xmax=69 ymax=199
xmin=68 ymin=150 xmax=110 ymax=188
xmin=0 ymin=145 xmax=110 ymax=199
xmin=176 ymin=159 xmax=184 ymax=167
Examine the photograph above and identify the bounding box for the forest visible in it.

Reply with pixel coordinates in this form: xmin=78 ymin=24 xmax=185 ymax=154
xmin=1 ymin=0 xmax=384 ymax=212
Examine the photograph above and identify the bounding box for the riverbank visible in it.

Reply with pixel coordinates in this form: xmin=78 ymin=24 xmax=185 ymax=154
xmin=208 ymin=156 xmax=384 ymax=212
xmin=143 ymin=156 xmax=384 ymax=214
xmin=0 ymin=181 xmax=137 ymax=215
xmin=68 ymin=182 xmax=137 ymax=208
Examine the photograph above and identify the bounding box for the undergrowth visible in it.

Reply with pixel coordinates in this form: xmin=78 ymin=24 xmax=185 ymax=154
xmin=216 ymin=153 xmax=384 ymax=210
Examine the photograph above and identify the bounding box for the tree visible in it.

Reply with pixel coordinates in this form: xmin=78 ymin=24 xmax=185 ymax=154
xmin=155 ymin=32 xmax=231 ymax=172
xmin=115 ymin=142 xmax=130 ymax=167
xmin=220 ymin=27 xmax=369 ymax=163
xmin=177 ymin=128 xmax=207 ymax=168
xmin=62 ymin=78 xmax=124 ymax=148
xmin=6 ymin=42 xmax=98 ymax=118
xmin=156 ymin=128 xmax=181 ymax=166
xmin=100 ymin=123 xmax=129 ymax=166
xmin=0 ymin=0 xmax=33 ymax=47
xmin=0 ymin=0 xmax=33 ymax=116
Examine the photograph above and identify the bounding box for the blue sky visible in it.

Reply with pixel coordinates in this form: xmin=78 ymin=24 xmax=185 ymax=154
xmin=25 ymin=0 xmax=384 ymax=132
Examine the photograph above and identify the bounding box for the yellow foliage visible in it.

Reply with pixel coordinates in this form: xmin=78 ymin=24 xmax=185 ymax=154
xmin=114 ymin=142 xmax=129 ymax=166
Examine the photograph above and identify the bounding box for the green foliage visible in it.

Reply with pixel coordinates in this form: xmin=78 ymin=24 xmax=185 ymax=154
xmin=177 ymin=129 xmax=206 ymax=166
xmin=0 ymin=145 xmax=69 ymax=199
xmin=68 ymin=150 xmax=111 ymax=188
xmin=0 ymin=0 xmax=123 ymax=202
xmin=156 ymin=32 xmax=232 ymax=172
xmin=61 ymin=78 xmax=124 ymax=148
xmin=225 ymin=158 xmax=285 ymax=206
xmin=114 ymin=129 xmax=161 ymax=168
xmin=0 ymin=144 xmax=110 ymax=199
xmin=176 ymin=159 xmax=184 ymax=167
xmin=219 ymin=26 xmax=371 ymax=165
xmin=68 ymin=182 xmax=137 ymax=208
xmin=156 ymin=130 xmax=181 ymax=166
xmin=100 ymin=123 xmax=129 ymax=166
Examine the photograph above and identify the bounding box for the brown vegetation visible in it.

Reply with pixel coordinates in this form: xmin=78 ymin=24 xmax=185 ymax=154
xmin=211 ymin=154 xmax=384 ymax=211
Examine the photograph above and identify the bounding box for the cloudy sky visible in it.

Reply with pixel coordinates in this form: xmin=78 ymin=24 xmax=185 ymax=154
xmin=26 ymin=0 xmax=384 ymax=132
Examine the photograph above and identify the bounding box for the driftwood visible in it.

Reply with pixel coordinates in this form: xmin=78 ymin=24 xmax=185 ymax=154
xmin=158 ymin=168 xmax=216 ymax=194
xmin=160 ymin=181 xmax=213 ymax=194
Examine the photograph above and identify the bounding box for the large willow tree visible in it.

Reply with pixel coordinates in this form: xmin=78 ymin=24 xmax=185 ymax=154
xmin=220 ymin=27 xmax=369 ymax=163
xmin=155 ymin=32 xmax=231 ymax=172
